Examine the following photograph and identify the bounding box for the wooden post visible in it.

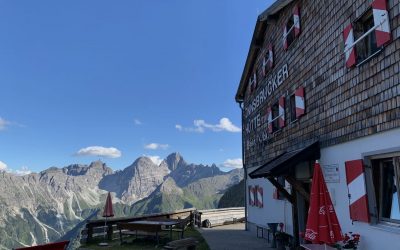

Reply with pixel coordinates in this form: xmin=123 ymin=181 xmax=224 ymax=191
xmin=285 ymin=175 xmax=310 ymax=202
xmin=189 ymin=211 xmax=194 ymax=227
xmin=197 ymin=212 xmax=202 ymax=227
xmin=267 ymin=177 xmax=294 ymax=203
xmin=107 ymin=224 xmax=113 ymax=240
xmin=86 ymin=224 xmax=93 ymax=243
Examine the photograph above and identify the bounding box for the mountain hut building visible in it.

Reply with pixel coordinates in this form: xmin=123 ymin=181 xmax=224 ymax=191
xmin=235 ymin=0 xmax=400 ymax=249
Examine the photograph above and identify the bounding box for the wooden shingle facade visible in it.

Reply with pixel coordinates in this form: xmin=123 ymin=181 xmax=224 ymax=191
xmin=237 ymin=0 xmax=400 ymax=168
xmin=236 ymin=1 xmax=400 ymax=249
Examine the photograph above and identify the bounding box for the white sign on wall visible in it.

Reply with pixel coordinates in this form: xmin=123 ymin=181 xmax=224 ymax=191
xmin=322 ymin=164 xmax=340 ymax=183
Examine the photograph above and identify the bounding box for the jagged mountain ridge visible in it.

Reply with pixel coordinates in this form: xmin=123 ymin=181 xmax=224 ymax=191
xmin=0 ymin=153 xmax=243 ymax=249
xmin=99 ymin=157 xmax=170 ymax=204
xmin=131 ymin=168 xmax=244 ymax=215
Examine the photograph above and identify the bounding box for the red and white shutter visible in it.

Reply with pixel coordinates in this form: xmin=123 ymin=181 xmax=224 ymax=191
xmin=295 ymin=87 xmax=305 ymax=118
xmin=257 ymin=186 xmax=263 ymax=208
xmin=249 ymin=186 xmax=254 ymax=206
xmin=345 ymin=160 xmax=370 ymax=223
xmin=343 ymin=24 xmax=356 ymax=68
xmin=293 ymin=4 xmax=301 ymax=37
xmin=278 ymin=96 xmax=285 ymax=128
xmin=283 ymin=26 xmax=288 ymax=50
xmin=267 ymin=106 xmax=273 ymax=133
xmin=372 ymin=0 xmax=391 ymax=47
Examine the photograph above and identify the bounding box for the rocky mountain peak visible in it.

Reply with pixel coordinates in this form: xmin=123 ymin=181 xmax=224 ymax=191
xmin=132 ymin=156 xmax=156 ymax=168
xmin=62 ymin=161 xmax=113 ymax=177
xmin=87 ymin=161 xmax=113 ymax=177
xmin=163 ymin=152 xmax=187 ymax=171
xmin=88 ymin=160 xmax=105 ymax=168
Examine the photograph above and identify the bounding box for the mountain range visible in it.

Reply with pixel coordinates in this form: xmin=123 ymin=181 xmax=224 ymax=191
xmin=0 ymin=153 xmax=243 ymax=249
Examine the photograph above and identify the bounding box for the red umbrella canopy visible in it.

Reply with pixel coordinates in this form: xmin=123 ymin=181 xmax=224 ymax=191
xmin=305 ymin=161 xmax=343 ymax=244
xmin=102 ymin=192 xmax=114 ymax=218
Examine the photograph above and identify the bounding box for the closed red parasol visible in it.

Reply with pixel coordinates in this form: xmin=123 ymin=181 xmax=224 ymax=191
xmin=305 ymin=161 xmax=343 ymax=245
xmin=99 ymin=192 xmax=114 ymax=246
xmin=102 ymin=192 xmax=114 ymax=218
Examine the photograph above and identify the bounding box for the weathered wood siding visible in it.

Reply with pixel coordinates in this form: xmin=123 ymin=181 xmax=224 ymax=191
xmin=243 ymin=0 xmax=400 ymax=168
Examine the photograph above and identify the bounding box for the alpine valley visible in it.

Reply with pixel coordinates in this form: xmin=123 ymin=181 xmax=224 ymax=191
xmin=0 ymin=153 xmax=243 ymax=249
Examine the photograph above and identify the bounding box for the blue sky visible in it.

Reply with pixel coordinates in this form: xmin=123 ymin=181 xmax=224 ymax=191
xmin=0 ymin=0 xmax=272 ymax=173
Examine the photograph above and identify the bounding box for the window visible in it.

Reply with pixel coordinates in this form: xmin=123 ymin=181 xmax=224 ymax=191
xmin=354 ymin=9 xmax=379 ymax=63
xmin=285 ymin=17 xmax=295 ymax=48
xmin=271 ymin=102 xmax=279 ymax=132
xmin=283 ymin=5 xmax=300 ymax=50
xmin=371 ymin=157 xmax=400 ymax=223
xmin=277 ymin=176 xmax=286 ymax=200
xmin=262 ymin=44 xmax=274 ymax=76
xmin=343 ymin=0 xmax=391 ymax=68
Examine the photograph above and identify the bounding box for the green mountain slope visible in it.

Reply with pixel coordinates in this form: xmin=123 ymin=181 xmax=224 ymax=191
xmin=218 ymin=180 xmax=245 ymax=208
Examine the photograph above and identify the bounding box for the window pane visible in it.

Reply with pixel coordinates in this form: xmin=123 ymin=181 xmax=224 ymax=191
xmin=286 ymin=17 xmax=295 ymax=46
xmin=290 ymin=95 xmax=296 ymax=122
xmin=381 ymin=161 xmax=400 ymax=220
xmin=391 ymin=189 xmax=400 ymax=220
xmin=272 ymin=103 xmax=279 ymax=131
xmin=354 ymin=8 xmax=379 ymax=63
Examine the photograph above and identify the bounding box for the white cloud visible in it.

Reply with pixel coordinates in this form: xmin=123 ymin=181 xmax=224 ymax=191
xmin=144 ymin=143 xmax=169 ymax=150
xmin=15 ymin=166 xmax=32 ymax=175
xmin=0 ymin=161 xmax=8 ymax=171
xmin=145 ymin=155 xmax=163 ymax=166
xmin=0 ymin=161 xmax=32 ymax=175
xmin=76 ymin=146 xmax=122 ymax=158
xmin=217 ymin=118 xmax=241 ymax=132
xmin=176 ymin=118 xmax=241 ymax=133
xmin=222 ymin=158 xmax=243 ymax=169
xmin=175 ymin=124 xmax=183 ymax=131
xmin=0 ymin=117 xmax=11 ymax=131
xmin=134 ymin=119 xmax=142 ymax=125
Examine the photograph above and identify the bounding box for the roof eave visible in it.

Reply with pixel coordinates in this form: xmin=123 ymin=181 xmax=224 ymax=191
xmin=235 ymin=0 xmax=294 ymax=103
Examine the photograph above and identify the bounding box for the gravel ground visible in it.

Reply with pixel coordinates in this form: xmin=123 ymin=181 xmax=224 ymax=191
xmin=197 ymin=223 xmax=275 ymax=250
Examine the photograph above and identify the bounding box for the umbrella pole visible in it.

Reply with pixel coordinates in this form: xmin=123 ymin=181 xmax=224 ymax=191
xmin=98 ymin=217 xmax=109 ymax=246
xmin=104 ymin=217 xmax=107 ymax=240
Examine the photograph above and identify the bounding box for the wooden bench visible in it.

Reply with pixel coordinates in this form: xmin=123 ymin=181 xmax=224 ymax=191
xmin=117 ymin=222 xmax=163 ymax=244
xmin=163 ymin=237 xmax=199 ymax=250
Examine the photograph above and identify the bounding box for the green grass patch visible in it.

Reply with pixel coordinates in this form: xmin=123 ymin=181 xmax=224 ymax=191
xmin=79 ymin=227 xmax=209 ymax=250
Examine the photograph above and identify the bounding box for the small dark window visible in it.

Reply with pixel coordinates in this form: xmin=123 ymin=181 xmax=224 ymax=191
xmin=272 ymin=102 xmax=279 ymax=132
xmin=289 ymin=94 xmax=297 ymax=122
xmin=354 ymin=9 xmax=379 ymax=63
xmin=371 ymin=157 xmax=400 ymax=223
xmin=286 ymin=17 xmax=295 ymax=47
